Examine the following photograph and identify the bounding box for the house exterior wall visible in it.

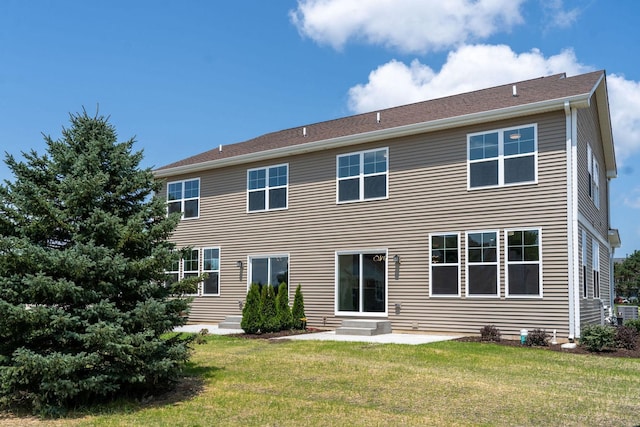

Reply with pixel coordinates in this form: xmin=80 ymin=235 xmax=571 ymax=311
xmin=577 ymin=98 xmax=612 ymax=326
xmin=164 ymin=110 xmax=575 ymax=338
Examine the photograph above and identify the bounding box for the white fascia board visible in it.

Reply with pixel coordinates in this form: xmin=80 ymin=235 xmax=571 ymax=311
xmin=154 ymin=93 xmax=592 ymax=178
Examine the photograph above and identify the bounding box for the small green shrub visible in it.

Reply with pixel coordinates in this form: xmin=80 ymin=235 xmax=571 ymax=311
xmin=479 ymin=325 xmax=501 ymax=342
xmin=291 ymin=284 xmax=307 ymax=330
xmin=580 ymin=324 xmax=616 ymax=352
xmin=623 ymin=318 xmax=640 ymax=334
xmin=241 ymin=283 xmax=261 ymax=334
xmin=615 ymin=325 xmax=638 ymax=350
xmin=275 ymin=283 xmax=293 ymax=331
xmin=259 ymin=285 xmax=278 ymax=333
xmin=525 ymin=329 xmax=550 ymax=346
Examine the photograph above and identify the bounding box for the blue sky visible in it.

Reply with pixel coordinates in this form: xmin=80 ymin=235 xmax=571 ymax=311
xmin=1 ymin=0 xmax=639 ymax=256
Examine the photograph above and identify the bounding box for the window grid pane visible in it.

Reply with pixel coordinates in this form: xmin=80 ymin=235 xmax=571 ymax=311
xmin=167 ymin=179 xmax=199 ymax=219
xmin=338 ymin=149 xmax=387 ymax=202
xmin=248 ymin=165 xmax=288 ymax=211
xmin=468 ymin=125 xmax=536 ymax=188
xmin=507 ymin=229 xmax=541 ymax=296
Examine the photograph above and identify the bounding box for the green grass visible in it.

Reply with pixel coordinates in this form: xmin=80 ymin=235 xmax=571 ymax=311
xmin=5 ymin=335 xmax=640 ymax=426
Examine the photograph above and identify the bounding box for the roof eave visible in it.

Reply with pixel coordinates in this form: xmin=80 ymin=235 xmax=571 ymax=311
xmin=593 ymin=74 xmax=617 ymax=178
xmin=153 ymin=93 xmax=592 ymax=179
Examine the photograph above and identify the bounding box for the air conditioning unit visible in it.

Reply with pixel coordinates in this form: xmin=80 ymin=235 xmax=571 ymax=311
xmin=617 ymin=305 xmax=639 ymax=321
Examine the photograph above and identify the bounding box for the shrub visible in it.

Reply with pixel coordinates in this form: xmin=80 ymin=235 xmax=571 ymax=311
xmin=0 ymin=112 xmax=192 ymax=415
xmin=623 ymin=318 xmax=640 ymax=334
xmin=259 ymin=285 xmax=279 ymax=333
xmin=615 ymin=325 xmax=638 ymax=350
xmin=291 ymin=284 xmax=307 ymax=330
xmin=241 ymin=283 xmax=261 ymax=334
xmin=275 ymin=283 xmax=293 ymax=331
xmin=580 ymin=324 xmax=616 ymax=352
xmin=479 ymin=325 xmax=501 ymax=342
xmin=525 ymin=329 xmax=550 ymax=347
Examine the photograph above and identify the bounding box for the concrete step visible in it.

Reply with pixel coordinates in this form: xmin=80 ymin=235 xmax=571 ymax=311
xmin=218 ymin=315 xmax=242 ymax=330
xmin=336 ymin=319 xmax=392 ymax=336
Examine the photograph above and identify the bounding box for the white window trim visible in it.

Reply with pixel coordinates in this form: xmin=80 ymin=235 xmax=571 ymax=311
xmin=167 ymin=178 xmax=200 ymax=220
xmin=505 ymin=228 xmax=543 ymax=299
xmin=335 ymin=249 xmax=388 ymax=317
xmin=246 ymin=163 xmax=289 ymax=212
xmin=587 ymin=144 xmax=600 ymax=209
xmin=202 ymin=247 xmax=221 ymax=296
xmin=247 ymin=254 xmax=290 ymax=296
xmin=465 ymin=230 xmax=500 ymax=298
xmin=582 ymin=230 xmax=588 ymax=299
xmin=336 ymin=147 xmax=389 ymax=204
xmin=467 ymin=124 xmax=538 ymax=190
xmin=182 ymin=248 xmax=200 ymax=296
xmin=429 ymin=233 xmax=461 ymax=298
xmin=592 ymin=240 xmax=600 ymax=300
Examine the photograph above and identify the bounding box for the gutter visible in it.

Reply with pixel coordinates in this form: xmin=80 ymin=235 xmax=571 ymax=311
xmin=565 ymin=101 xmax=581 ymax=340
xmin=154 ymin=93 xmax=592 ymax=178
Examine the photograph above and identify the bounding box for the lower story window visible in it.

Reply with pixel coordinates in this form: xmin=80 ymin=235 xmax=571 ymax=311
xmin=430 ymin=234 xmax=460 ymax=296
xmin=506 ymin=229 xmax=541 ymax=297
xmin=467 ymin=231 xmax=498 ymax=296
xmin=337 ymin=252 xmax=386 ymax=314
xmin=592 ymin=240 xmax=600 ymax=299
xmin=165 ymin=247 xmax=221 ymax=296
xmin=203 ymin=248 xmax=220 ymax=295
xmin=249 ymin=255 xmax=289 ymax=295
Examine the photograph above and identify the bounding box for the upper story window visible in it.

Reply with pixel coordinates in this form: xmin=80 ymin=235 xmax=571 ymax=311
xmin=506 ymin=228 xmax=542 ymax=298
xmin=468 ymin=125 xmax=537 ymax=189
xmin=167 ymin=178 xmax=200 ymax=219
xmin=247 ymin=164 xmax=288 ymax=212
xmin=337 ymin=148 xmax=388 ymax=203
xmin=587 ymin=144 xmax=600 ymax=209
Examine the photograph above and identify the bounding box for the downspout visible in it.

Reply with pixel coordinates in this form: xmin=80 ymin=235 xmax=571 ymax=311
xmin=565 ymin=101 xmax=580 ymax=340
xmin=607 ymin=179 xmax=615 ymax=311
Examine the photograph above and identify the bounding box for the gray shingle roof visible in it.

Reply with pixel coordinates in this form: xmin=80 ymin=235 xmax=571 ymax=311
xmin=156 ymin=70 xmax=605 ymax=172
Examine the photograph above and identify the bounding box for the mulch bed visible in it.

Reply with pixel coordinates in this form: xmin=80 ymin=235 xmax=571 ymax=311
xmin=225 ymin=328 xmax=640 ymax=358
xmin=454 ymin=336 xmax=640 ymax=358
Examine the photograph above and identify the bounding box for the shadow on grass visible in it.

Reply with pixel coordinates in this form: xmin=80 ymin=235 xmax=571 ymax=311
xmin=1 ymin=363 xmax=223 ymax=423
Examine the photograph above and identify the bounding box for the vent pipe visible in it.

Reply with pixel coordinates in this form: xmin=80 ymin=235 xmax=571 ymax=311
xmin=512 ymin=85 xmax=518 ymax=97
xmin=376 ymin=112 xmax=381 ymax=123
xmin=219 ymin=144 xmax=222 ymax=152
xmin=303 ymin=127 xmax=307 ymax=137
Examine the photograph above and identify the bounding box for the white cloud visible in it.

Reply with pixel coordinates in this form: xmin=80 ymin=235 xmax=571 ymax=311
xmin=607 ymin=75 xmax=640 ymax=164
xmin=347 ymin=44 xmax=589 ymax=112
xmin=290 ymin=0 xmax=526 ymax=53
xmin=346 ymin=44 xmax=640 ymax=165
xmin=541 ymin=0 xmax=581 ymax=29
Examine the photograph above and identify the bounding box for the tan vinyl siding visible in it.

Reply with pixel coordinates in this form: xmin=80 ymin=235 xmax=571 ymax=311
xmin=162 ymin=110 xmax=575 ymax=338
xmin=577 ymin=99 xmax=612 ymax=326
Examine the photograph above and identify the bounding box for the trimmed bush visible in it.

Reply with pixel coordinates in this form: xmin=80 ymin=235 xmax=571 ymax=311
xmin=291 ymin=284 xmax=307 ymax=330
xmin=525 ymin=329 xmax=550 ymax=346
xmin=580 ymin=324 xmax=616 ymax=352
xmin=259 ymin=285 xmax=279 ymax=333
xmin=275 ymin=283 xmax=293 ymax=331
xmin=479 ymin=325 xmax=501 ymax=342
xmin=241 ymin=283 xmax=261 ymax=334
xmin=615 ymin=325 xmax=638 ymax=350
xmin=623 ymin=318 xmax=640 ymax=334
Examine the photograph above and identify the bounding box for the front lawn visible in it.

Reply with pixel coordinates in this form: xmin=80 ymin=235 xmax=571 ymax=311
xmin=4 ymin=335 xmax=639 ymax=426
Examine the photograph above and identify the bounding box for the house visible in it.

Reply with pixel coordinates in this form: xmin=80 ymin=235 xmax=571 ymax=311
xmin=154 ymin=70 xmax=620 ymax=340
